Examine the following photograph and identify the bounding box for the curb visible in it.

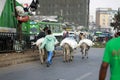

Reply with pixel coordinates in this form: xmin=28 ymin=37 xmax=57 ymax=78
xmin=0 ymin=50 xmax=63 ymax=68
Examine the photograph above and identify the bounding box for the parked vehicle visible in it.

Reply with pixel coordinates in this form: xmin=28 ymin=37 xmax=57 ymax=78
xmin=95 ymin=32 xmax=113 ymax=42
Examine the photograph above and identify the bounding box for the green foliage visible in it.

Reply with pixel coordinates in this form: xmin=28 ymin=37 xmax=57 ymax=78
xmin=110 ymin=10 xmax=120 ymax=31
xmin=92 ymin=42 xmax=105 ymax=48
xmin=80 ymin=27 xmax=88 ymax=31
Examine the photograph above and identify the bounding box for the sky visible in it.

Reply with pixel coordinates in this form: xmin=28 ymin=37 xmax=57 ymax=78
xmin=90 ymin=0 xmax=120 ymax=16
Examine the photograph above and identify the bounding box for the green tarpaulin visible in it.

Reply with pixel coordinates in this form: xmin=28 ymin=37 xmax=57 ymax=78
xmin=0 ymin=0 xmax=21 ymax=28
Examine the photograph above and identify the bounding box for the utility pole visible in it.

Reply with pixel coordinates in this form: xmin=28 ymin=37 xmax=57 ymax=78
xmin=13 ymin=0 xmax=22 ymax=43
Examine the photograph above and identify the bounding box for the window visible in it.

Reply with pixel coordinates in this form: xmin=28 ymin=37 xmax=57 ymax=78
xmin=78 ymin=4 xmax=80 ymax=8
xmin=37 ymin=11 xmax=40 ymax=14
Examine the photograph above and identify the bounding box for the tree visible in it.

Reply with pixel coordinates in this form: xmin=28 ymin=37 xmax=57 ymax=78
xmin=110 ymin=9 xmax=120 ymax=32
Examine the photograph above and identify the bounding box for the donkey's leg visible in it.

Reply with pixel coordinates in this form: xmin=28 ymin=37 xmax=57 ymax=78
xmin=70 ymin=52 xmax=73 ymax=61
xmin=84 ymin=50 xmax=87 ymax=59
xmin=44 ymin=49 xmax=47 ymax=62
xmin=42 ymin=48 xmax=46 ymax=63
xmin=65 ymin=48 xmax=68 ymax=62
xmin=39 ymin=49 xmax=44 ymax=64
xmin=87 ymin=46 xmax=90 ymax=59
xmin=80 ymin=48 xmax=83 ymax=59
xmin=80 ymin=45 xmax=84 ymax=59
xmin=66 ymin=44 xmax=71 ymax=62
xmin=81 ymin=52 xmax=84 ymax=59
xmin=86 ymin=48 xmax=90 ymax=59
xmin=66 ymin=47 xmax=70 ymax=62
xmin=82 ymin=48 xmax=86 ymax=59
xmin=63 ymin=47 xmax=66 ymax=62
xmin=69 ymin=49 xmax=73 ymax=61
xmin=86 ymin=51 xmax=88 ymax=59
xmin=64 ymin=46 xmax=68 ymax=62
xmin=63 ymin=44 xmax=69 ymax=62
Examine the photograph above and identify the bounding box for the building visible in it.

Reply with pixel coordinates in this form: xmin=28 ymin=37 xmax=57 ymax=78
xmin=36 ymin=0 xmax=90 ymax=27
xmin=96 ymin=8 xmax=117 ymax=31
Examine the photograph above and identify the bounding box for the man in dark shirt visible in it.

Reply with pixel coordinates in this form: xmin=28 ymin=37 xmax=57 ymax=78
xmin=37 ymin=27 xmax=48 ymax=39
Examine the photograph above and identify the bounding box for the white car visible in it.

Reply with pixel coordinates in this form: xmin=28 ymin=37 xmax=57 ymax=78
xmin=69 ymin=32 xmax=75 ymax=38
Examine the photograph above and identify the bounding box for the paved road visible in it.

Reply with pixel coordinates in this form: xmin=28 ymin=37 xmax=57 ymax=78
xmin=0 ymin=48 xmax=110 ymax=80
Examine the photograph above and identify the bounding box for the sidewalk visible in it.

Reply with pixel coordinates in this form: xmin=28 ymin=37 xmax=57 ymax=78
xmin=0 ymin=49 xmax=63 ymax=68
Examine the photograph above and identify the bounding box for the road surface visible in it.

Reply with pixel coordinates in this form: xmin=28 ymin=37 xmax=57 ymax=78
xmin=0 ymin=48 xmax=110 ymax=80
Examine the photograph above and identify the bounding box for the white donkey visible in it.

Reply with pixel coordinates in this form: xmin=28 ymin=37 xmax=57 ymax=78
xmin=78 ymin=39 xmax=94 ymax=59
xmin=32 ymin=38 xmax=47 ymax=64
xmin=32 ymin=37 xmax=59 ymax=64
xmin=60 ymin=37 xmax=77 ymax=62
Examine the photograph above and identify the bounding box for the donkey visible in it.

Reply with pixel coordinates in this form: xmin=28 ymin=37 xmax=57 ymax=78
xmin=38 ymin=44 xmax=47 ymax=64
xmin=79 ymin=42 xmax=90 ymax=59
xmin=60 ymin=37 xmax=77 ymax=62
xmin=32 ymin=37 xmax=59 ymax=64
xmin=62 ymin=43 xmax=74 ymax=62
xmin=32 ymin=38 xmax=47 ymax=64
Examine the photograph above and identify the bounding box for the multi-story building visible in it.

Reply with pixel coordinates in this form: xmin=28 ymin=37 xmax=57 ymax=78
xmin=96 ymin=8 xmax=117 ymax=30
xmin=36 ymin=0 xmax=90 ymax=27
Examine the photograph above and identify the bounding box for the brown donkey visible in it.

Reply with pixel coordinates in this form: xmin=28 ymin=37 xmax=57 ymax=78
xmin=79 ymin=42 xmax=90 ymax=59
xmin=62 ymin=43 xmax=74 ymax=62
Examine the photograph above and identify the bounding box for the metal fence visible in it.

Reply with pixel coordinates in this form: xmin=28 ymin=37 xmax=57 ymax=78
xmin=0 ymin=32 xmax=64 ymax=53
xmin=0 ymin=32 xmax=32 ymax=53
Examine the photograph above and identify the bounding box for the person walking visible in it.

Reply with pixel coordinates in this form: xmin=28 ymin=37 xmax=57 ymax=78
xmin=37 ymin=26 xmax=48 ymax=39
xmin=39 ymin=29 xmax=57 ymax=67
xmin=62 ymin=28 xmax=69 ymax=39
xmin=99 ymin=32 xmax=120 ymax=80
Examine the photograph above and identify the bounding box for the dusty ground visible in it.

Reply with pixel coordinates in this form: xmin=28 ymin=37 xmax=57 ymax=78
xmin=0 ymin=49 xmax=63 ymax=67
